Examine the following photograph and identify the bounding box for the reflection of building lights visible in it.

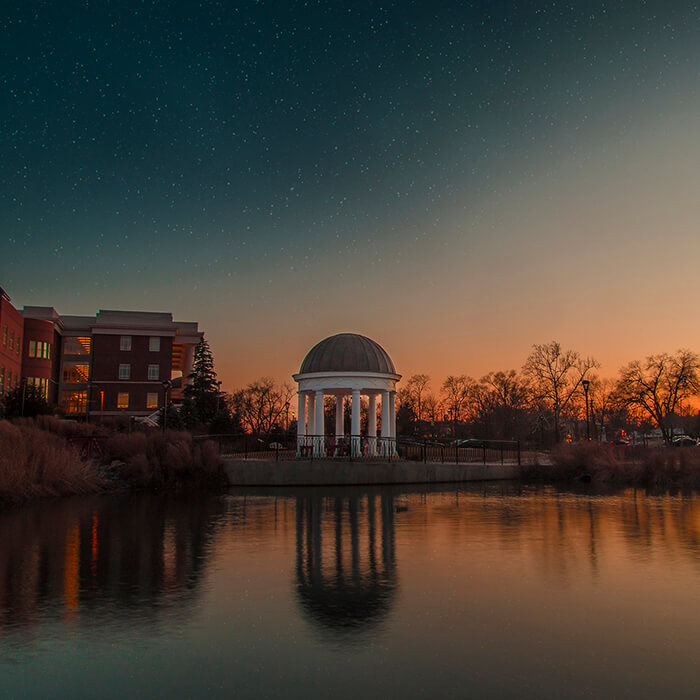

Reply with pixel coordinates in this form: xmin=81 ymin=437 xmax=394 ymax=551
xmin=64 ymin=523 xmax=80 ymax=617
xmin=91 ymin=513 xmax=99 ymax=577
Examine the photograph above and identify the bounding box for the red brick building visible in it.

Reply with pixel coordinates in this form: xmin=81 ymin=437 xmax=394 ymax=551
xmin=0 ymin=286 xmax=203 ymax=419
xmin=0 ymin=287 xmax=24 ymax=398
xmin=24 ymin=308 xmax=203 ymax=419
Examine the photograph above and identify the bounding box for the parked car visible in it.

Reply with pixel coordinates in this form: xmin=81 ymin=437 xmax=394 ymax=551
xmin=671 ymin=435 xmax=698 ymax=447
xmin=454 ymin=439 xmax=486 ymax=448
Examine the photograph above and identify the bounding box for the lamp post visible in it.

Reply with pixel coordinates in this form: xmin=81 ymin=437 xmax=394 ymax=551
xmin=162 ymin=379 xmax=172 ymax=433
xmin=216 ymin=380 xmax=222 ymax=413
xmin=582 ymin=379 xmax=590 ymax=441
xmin=21 ymin=377 xmax=27 ymax=417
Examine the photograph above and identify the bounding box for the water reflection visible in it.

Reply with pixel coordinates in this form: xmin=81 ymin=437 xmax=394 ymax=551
xmin=1 ymin=485 xmax=699 ymax=698
xmin=0 ymin=493 xmax=225 ymax=633
xmin=294 ymin=490 xmax=397 ymax=641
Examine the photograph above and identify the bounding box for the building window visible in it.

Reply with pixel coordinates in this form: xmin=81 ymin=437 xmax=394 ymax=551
xmin=120 ymin=336 xmax=132 ymax=351
xmin=61 ymin=390 xmax=87 ymax=414
xmin=63 ymin=337 xmax=91 ymax=355
xmin=29 ymin=340 xmax=36 ymax=358
xmin=0 ymin=367 xmax=4 ymax=395
xmin=2 ymin=326 xmax=6 ymax=345
xmin=147 ymin=392 xmax=159 ymax=409
xmin=63 ymin=362 xmax=90 ymax=383
xmin=9 ymin=331 xmax=13 ymax=351
xmin=16 ymin=335 xmax=20 ymax=354
xmin=148 ymin=364 xmax=159 ymax=380
xmin=149 ymin=337 xmax=160 ymax=352
xmin=119 ymin=364 xmax=131 ymax=380
xmin=117 ymin=392 xmax=129 ymax=409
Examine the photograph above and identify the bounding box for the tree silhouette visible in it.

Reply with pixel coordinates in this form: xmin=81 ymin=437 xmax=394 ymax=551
xmin=184 ymin=338 xmax=220 ymax=425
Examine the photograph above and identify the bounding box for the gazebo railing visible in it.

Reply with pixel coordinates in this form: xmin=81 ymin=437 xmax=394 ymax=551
xmin=296 ymin=434 xmax=398 ymax=459
xmin=205 ymin=434 xmax=520 ymax=465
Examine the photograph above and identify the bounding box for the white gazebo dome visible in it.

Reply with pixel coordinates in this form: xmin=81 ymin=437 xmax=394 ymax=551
xmin=299 ymin=333 xmax=396 ymax=375
xmin=293 ymin=333 xmax=401 ymax=457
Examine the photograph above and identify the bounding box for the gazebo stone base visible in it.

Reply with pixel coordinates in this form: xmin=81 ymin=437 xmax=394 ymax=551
xmin=223 ymin=458 xmax=520 ymax=487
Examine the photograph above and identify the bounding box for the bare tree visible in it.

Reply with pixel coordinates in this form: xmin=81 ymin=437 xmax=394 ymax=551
xmin=232 ymin=378 xmax=296 ymax=437
xmin=441 ymin=375 xmax=474 ymax=434
xmin=422 ymin=392 xmax=442 ymax=423
xmin=404 ymin=374 xmax=431 ymax=422
xmin=616 ymin=350 xmax=700 ymax=443
xmin=474 ymin=370 xmax=531 ymax=439
xmin=523 ymin=341 xmax=599 ymax=443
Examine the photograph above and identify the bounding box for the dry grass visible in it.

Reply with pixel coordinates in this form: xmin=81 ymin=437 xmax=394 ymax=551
xmin=0 ymin=418 xmax=225 ymax=505
xmin=523 ymin=442 xmax=700 ymax=489
xmin=0 ymin=422 xmax=105 ymax=505
xmin=104 ymin=430 xmax=223 ymax=489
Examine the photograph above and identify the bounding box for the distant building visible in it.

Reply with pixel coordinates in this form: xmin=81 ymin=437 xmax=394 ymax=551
xmin=0 ymin=286 xmax=203 ymax=419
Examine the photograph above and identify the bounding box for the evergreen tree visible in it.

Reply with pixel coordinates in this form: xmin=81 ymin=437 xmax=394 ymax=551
xmin=2 ymin=384 xmax=51 ymax=418
xmin=184 ymin=338 xmax=220 ymax=425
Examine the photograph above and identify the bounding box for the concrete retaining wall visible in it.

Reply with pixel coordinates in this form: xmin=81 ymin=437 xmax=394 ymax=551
xmin=223 ymin=458 xmax=520 ymax=487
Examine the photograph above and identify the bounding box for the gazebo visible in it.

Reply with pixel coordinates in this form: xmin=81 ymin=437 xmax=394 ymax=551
xmin=293 ymin=333 xmax=401 ymax=457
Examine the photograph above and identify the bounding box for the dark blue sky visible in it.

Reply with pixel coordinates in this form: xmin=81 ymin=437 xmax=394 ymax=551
xmin=2 ymin=1 xmax=699 ymax=385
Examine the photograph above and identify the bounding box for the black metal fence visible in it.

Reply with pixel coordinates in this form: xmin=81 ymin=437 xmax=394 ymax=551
xmin=198 ymin=434 xmax=521 ymax=465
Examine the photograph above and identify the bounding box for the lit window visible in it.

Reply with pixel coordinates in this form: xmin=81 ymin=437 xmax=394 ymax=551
xmin=42 ymin=342 xmax=48 ymax=358
xmin=61 ymin=390 xmax=87 ymax=414
xmin=117 ymin=392 xmax=129 ymax=409
xmin=9 ymin=331 xmax=13 ymax=350
xmin=0 ymin=367 xmax=4 ymax=394
xmin=63 ymin=337 xmax=91 ymax=355
xmin=16 ymin=336 xmax=20 ymax=354
xmin=120 ymin=336 xmax=132 ymax=351
xmin=149 ymin=337 xmax=160 ymax=352
xmin=29 ymin=340 xmax=36 ymax=358
xmin=147 ymin=392 xmax=158 ymax=409
xmin=63 ymin=362 xmax=90 ymax=383
xmin=119 ymin=364 xmax=131 ymax=380
xmin=2 ymin=326 xmax=6 ymax=345
xmin=47 ymin=343 xmax=51 ymax=359
xmin=148 ymin=364 xmax=159 ymax=380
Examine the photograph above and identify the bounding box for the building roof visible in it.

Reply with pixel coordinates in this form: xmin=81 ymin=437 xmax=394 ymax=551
xmin=299 ymin=333 xmax=396 ymax=375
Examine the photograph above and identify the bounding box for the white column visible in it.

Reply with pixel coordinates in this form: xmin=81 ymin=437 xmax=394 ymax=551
xmin=296 ymin=391 xmax=306 ymax=456
xmin=390 ymin=390 xmax=397 ymax=455
xmin=351 ymin=389 xmax=361 ymax=456
xmin=381 ymin=390 xmax=390 ymax=456
xmin=314 ymin=390 xmax=325 ymax=456
xmin=335 ymin=395 xmax=344 ymax=437
xmin=307 ymin=392 xmax=315 ymax=436
xmin=368 ymin=394 xmax=377 ymax=456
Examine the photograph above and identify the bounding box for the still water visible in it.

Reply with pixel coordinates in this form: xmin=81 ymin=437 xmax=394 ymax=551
xmin=1 ymin=485 xmax=699 ymax=699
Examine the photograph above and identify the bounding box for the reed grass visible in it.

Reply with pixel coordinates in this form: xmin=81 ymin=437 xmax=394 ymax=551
xmin=1 ymin=418 xmax=224 ymax=505
xmin=0 ymin=421 xmax=104 ymax=505
xmin=523 ymin=442 xmax=700 ymax=489
xmin=104 ymin=430 xmax=223 ymax=489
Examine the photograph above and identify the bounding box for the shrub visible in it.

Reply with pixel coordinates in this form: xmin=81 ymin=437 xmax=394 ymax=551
xmin=525 ymin=442 xmax=700 ymax=489
xmin=0 ymin=421 xmax=104 ymax=504
xmin=104 ymin=429 xmax=224 ymax=489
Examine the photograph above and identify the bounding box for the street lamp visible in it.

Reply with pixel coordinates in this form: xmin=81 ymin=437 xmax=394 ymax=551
xmin=162 ymin=379 xmax=172 ymax=432
xmin=582 ymin=379 xmax=590 ymax=441
xmin=216 ymin=380 xmax=222 ymax=412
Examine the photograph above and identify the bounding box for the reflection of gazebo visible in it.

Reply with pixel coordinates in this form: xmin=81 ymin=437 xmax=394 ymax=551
xmin=293 ymin=333 xmax=401 ymax=457
xmin=295 ymin=492 xmax=397 ymax=640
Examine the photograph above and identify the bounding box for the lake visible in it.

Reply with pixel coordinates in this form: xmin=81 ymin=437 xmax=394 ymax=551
xmin=1 ymin=485 xmax=698 ymax=698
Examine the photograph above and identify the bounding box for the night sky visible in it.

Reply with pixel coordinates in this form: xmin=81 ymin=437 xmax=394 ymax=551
xmin=3 ymin=1 xmax=700 ymax=389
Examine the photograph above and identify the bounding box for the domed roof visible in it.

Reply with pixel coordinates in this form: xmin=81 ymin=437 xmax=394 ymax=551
xmin=299 ymin=333 xmax=396 ymax=374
